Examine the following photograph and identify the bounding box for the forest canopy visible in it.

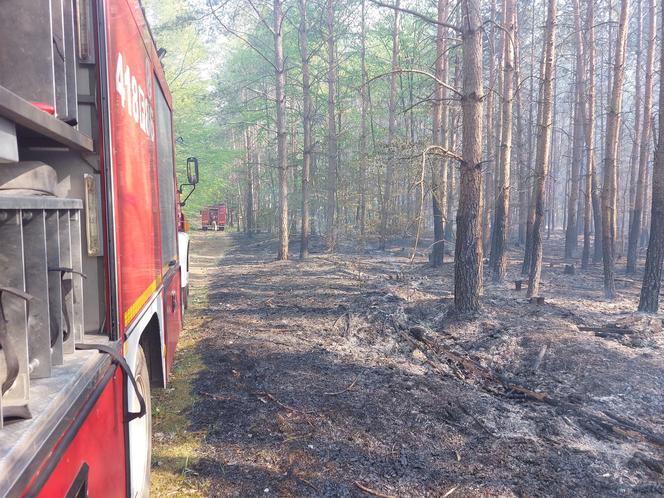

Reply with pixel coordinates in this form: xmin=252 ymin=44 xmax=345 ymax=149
xmin=145 ymin=0 xmax=664 ymax=314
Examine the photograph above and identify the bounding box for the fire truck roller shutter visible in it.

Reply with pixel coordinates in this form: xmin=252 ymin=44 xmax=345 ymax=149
xmin=0 ymin=162 xmax=58 ymax=196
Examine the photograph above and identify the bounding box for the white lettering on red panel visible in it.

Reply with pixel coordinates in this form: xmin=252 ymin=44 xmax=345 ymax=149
xmin=115 ymin=52 xmax=155 ymax=141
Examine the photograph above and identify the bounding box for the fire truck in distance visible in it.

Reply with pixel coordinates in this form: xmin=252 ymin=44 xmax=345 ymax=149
xmin=0 ymin=1 xmax=198 ymax=496
xmin=201 ymin=203 xmax=227 ymax=231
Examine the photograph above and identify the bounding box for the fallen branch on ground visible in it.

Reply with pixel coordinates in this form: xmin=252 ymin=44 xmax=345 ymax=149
xmin=395 ymin=322 xmax=664 ymax=448
xmin=354 ymin=481 xmax=396 ymax=498
xmin=324 ymin=375 xmax=360 ymax=396
xmin=252 ymin=391 xmax=315 ymax=415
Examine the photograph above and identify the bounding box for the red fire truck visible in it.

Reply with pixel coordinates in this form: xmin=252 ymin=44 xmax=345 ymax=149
xmin=201 ymin=203 xmax=227 ymax=231
xmin=0 ymin=0 xmax=198 ymax=496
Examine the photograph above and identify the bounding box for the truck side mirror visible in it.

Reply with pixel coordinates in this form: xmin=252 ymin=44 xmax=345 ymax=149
xmin=186 ymin=157 xmax=199 ymax=185
xmin=179 ymin=157 xmax=200 ymax=207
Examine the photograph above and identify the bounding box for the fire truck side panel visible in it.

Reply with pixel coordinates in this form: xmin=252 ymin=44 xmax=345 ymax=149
xmin=29 ymin=368 xmax=126 ymax=497
xmin=201 ymin=208 xmax=210 ymax=228
xmin=106 ymin=0 xmax=165 ymax=335
xmin=218 ymin=204 xmax=227 ymax=229
xmin=163 ymin=272 xmax=183 ymax=378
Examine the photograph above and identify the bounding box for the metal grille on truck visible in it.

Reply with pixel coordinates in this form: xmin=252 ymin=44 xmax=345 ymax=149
xmin=0 ymin=195 xmax=84 ymax=426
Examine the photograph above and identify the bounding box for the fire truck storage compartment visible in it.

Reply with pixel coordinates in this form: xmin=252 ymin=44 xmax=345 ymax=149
xmin=0 ymin=195 xmax=85 ymax=426
xmin=0 ymin=0 xmax=79 ymax=123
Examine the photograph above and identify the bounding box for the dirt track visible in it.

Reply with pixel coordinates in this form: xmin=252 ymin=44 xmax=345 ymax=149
xmin=152 ymin=231 xmax=664 ymax=497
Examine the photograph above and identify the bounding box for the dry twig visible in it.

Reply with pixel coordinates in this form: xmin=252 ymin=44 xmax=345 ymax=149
xmin=443 ymin=485 xmax=459 ymax=497
xmin=253 ymin=391 xmax=314 ymax=415
xmin=354 ymin=481 xmax=396 ymax=498
xmin=324 ymin=375 xmax=360 ymax=396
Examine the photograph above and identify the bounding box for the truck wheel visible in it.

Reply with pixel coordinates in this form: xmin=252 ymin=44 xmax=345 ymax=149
xmin=132 ymin=346 xmax=152 ymax=498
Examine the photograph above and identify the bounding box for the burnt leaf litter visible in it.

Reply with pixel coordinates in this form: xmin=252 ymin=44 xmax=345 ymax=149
xmin=153 ymin=231 xmax=664 ymax=497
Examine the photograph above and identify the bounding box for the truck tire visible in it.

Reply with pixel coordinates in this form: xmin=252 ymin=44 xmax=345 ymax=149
xmin=132 ymin=346 xmax=152 ymax=498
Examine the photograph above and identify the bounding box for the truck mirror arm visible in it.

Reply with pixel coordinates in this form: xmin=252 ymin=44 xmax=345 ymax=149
xmin=178 ymin=183 xmax=196 ymax=207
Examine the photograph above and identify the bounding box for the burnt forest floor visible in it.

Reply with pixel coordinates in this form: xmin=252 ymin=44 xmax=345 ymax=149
xmin=151 ymin=230 xmax=664 ymax=497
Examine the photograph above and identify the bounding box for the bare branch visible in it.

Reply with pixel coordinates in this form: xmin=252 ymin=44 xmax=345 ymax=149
xmin=207 ymin=0 xmax=277 ymax=71
xmin=368 ymin=0 xmax=461 ymax=33
xmin=246 ymin=0 xmax=276 ymax=35
xmin=366 ymin=69 xmax=462 ymax=99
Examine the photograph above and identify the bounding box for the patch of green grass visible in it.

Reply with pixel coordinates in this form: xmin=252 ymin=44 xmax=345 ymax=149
xmin=151 ymin=318 xmax=209 ymax=497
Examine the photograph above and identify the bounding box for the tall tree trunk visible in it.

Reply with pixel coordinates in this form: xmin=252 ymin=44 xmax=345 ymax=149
xmin=490 ymin=0 xmax=516 ymax=281
xmin=515 ymin=36 xmax=527 ymax=246
xmin=431 ymin=0 xmax=449 ymax=267
xmin=359 ymin=0 xmax=368 ymax=240
xmin=564 ymin=0 xmax=586 ymax=259
xmin=581 ymin=0 xmax=597 ymax=269
xmin=481 ymin=2 xmax=497 ymax=256
xmin=638 ymin=0 xmax=664 ymax=312
xmin=526 ymin=0 xmax=557 ymax=298
xmin=379 ymin=0 xmax=400 ymax=250
xmin=445 ymin=54 xmax=460 ymax=241
xmin=299 ymin=0 xmax=311 ymax=258
xmin=274 ymin=0 xmax=288 ymax=260
xmin=627 ymin=0 xmax=655 ymax=273
xmin=325 ymin=0 xmax=338 ymax=248
xmin=522 ymin=53 xmax=545 ymax=276
xmin=626 ymin=0 xmax=643 ymax=258
xmin=245 ymin=126 xmax=255 ymax=237
xmin=454 ymin=0 xmax=483 ymax=313
xmin=601 ymin=0 xmax=630 ymax=298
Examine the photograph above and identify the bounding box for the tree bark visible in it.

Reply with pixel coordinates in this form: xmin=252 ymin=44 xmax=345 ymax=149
xmin=454 ymin=0 xmax=483 ymax=313
xmin=564 ymin=0 xmax=586 ymax=259
xmin=581 ymin=0 xmax=597 ymax=269
xmin=359 ymin=0 xmax=368 ymax=241
xmin=298 ymin=0 xmax=311 ymax=259
xmin=379 ymin=0 xmax=400 ymax=250
xmin=601 ymin=0 xmax=630 ymax=298
xmin=489 ymin=0 xmax=516 ymax=281
xmin=430 ymin=0 xmax=449 ymax=267
xmin=526 ymin=0 xmax=557 ymax=299
xmin=244 ymin=126 xmax=255 ymax=237
xmin=627 ymin=0 xmax=655 ymax=273
xmin=638 ymin=0 xmax=664 ymax=312
xmin=273 ymin=0 xmax=288 ymax=260
xmin=325 ymin=0 xmax=338 ymax=248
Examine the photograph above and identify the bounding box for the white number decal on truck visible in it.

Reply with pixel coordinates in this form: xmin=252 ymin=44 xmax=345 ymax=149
xmin=115 ymin=52 xmax=154 ymax=141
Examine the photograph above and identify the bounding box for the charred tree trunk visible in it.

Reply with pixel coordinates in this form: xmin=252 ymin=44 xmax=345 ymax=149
xmin=627 ymin=0 xmax=655 ymax=273
xmin=638 ymin=3 xmax=664 ymax=312
xmin=454 ymin=0 xmax=483 ymax=313
xmin=490 ymin=0 xmax=516 ymax=281
xmin=526 ymin=0 xmax=557 ymax=299
xmin=601 ymin=0 xmax=630 ymax=298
